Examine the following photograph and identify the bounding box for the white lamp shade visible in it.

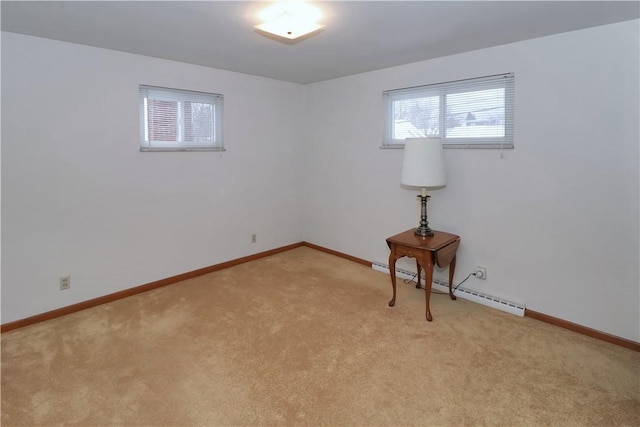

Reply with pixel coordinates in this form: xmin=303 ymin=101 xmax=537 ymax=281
xmin=401 ymin=138 xmax=446 ymax=188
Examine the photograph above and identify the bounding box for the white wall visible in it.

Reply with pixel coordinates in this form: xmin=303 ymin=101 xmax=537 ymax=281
xmin=302 ymin=21 xmax=640 ymax=341
xmin=1 ymin=32 xmax=305 ymax=323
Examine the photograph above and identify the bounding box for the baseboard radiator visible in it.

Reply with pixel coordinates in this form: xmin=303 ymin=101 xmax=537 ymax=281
xmin=372 ymin=262 xmax=525 ymax=317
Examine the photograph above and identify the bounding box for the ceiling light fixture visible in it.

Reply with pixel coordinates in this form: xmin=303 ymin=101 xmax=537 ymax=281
xmin=254 ymin=2 xmax=325 ymax=43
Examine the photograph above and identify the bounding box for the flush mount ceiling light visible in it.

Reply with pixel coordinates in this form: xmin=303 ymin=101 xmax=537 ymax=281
xmin=254 ymin=2 xmax=325 ymax=43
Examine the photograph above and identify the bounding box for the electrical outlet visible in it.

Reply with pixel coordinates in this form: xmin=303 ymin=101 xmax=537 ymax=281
xmin=475 ymin=267 xmax=486 ymax=280
xmin=60 ymin=275 xmax=71 ymax=290
xmin=251 ymin=234 xmax=257 ymax=243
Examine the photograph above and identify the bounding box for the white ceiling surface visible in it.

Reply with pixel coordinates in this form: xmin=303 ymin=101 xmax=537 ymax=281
xmin=1 ymin=1 xmax=639 ymax=84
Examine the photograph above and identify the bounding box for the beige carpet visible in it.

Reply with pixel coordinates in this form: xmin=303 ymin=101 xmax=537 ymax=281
xmin=2 ymin=247 xmax=639 ymax=426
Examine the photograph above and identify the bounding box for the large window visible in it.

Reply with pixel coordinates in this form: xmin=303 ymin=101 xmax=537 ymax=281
xmin=139 ymin=85 xmax=223 ymax=151
xmin=383 ymin=73 xmax=514 ymax=149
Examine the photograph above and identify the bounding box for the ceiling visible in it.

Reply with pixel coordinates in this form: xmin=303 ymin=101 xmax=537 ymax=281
xmin=1 ymin=1 xmax=638 ymax=84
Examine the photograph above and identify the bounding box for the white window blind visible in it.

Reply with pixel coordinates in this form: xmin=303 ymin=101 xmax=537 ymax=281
xmin=139 ymin=85 xmax=224 ymax=151
xmin=383 ymin=73 xmax=514 ymax=149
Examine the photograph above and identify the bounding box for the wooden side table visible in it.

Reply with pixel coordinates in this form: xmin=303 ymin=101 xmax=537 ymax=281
xmin=386 ymin=229 xmax=460 ymax=321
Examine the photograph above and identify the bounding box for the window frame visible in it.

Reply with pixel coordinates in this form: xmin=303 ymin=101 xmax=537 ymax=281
xmin=139 ymin=85 xmax=224 ymax=152
xmin=382 ymin=73 xmax=514 ymax=149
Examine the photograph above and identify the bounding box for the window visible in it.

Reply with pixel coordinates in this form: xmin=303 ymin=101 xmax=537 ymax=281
xmin=383 ymin=73 xmax=514 ymax=149
xmin=139 ymin=85 xmax=223 ymax=151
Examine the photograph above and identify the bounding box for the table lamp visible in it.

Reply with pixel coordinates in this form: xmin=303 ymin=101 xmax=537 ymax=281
xmin=401 ymin=138 xmax=446 ymax=237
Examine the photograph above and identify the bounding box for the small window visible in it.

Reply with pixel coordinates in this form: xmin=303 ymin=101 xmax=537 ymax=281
xmin=383 ymin=73 xmax=514 ymax=149
xmin=139 ymin=85 xmax=223 ymax=151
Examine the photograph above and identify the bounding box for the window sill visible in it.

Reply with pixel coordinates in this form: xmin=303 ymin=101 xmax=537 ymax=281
xmin=140 ymin=147 xmax=226 ymax=152
xmin=380 ymin=143 xmax=514 ymax=150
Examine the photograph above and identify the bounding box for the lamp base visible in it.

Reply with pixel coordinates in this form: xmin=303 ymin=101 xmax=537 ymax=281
xmin=414 ymin=193 xmax=434 ymax=237
xmin=414 ymin=227 xmax=434 ymax=237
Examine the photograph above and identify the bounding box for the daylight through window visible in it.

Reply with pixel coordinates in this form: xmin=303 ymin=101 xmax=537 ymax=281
xmin=139 ymin=85 xmax=223 ymax=151
xmin=383 ymin=73 xmax=514 ymax=149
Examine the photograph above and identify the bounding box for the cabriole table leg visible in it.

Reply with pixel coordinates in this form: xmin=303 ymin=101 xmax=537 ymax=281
xmin=448 ymin=255 xmax=457 ymax=301
xmin=388 ymin=253 xmax=397 ymax=307
xmin=421 ymin=258 xmax=434 ymax=321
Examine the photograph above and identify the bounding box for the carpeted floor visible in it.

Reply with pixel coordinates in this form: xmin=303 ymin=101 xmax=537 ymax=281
xmin=2 ymin=247 xmax=639 ymax=426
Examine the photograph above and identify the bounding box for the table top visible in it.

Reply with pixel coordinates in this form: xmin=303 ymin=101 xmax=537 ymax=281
xmin=386 ymin=229 xmax=460 ymax=251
